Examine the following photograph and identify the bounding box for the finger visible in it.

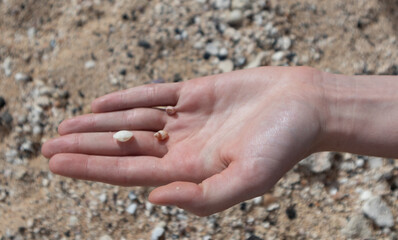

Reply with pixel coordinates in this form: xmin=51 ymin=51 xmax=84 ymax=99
xmin=49 ymin=153 xmax=170 ymax=186
xmin=148 ymin=162 xmax=268 ymax=216
xmin=91 ymin=83 xmax=182 ymax=113
xmin=58 ymin=108 xmax=166 ymax=135
xmin=42 ymin=131 xmax=167 ymax=158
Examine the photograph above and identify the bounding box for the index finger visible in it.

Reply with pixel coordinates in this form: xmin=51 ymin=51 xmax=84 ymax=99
xmin=91 ymin=83 xmax=182 ymax=113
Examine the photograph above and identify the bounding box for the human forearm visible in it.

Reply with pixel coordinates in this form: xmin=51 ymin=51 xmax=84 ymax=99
xmin=320 ymin=72 xmax=398 ymax=158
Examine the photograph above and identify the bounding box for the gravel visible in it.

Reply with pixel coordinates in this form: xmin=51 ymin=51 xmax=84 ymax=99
xmin=0 ymin=96 xmax=6 ymax=110
xmin=14 ymin=73 xmax=32 ymax=83
xmin=342 ymin=214 xmax=372 ymax=238
xmin=362 ymin=196 xmax=394 ymax=227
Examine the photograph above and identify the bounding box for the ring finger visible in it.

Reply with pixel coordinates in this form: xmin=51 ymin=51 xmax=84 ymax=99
xmin=42 ymin=131 xmax=168 ymax=158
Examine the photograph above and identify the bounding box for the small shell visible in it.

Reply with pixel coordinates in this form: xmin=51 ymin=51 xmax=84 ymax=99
xmin=165 ymin=106 xmax=176 ymax=115
xmin=113 ymin=130 xmax=134 ymax=142
xmin=154 ymin=130 xmax=168 ymax=141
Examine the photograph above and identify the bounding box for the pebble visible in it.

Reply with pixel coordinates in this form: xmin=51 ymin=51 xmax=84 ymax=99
xmin=218 ymin=60 xmax=234 ymax=72
xmin=276 ymin=36 xmax=292 ymax=50
xmin=271 ymin=51 xmax=285 ymax=61
xmin=84 ymin=60 xmax=96 ymax=69
xmin=214 ymin=0 xmax=230 ymax=9
xmin=231 ymin=0 xmax=250 ymax=9
xmin=20 ymin=140 xmax=34 ymax=154
xmin=1 ymin=111 xmax=13 ymax=126
xmin=128 ymin=191 xmax=137 ymax=200
xmin=36 ymin=96 xmax=51 ymax=108
xmin=138 ymin=40 xmax=151 ymax=49
xmin=266 ymin=203 xmax=280 ymax=212
xmin=68 ymin=216 xmax=79 ymax=227
xmin=205 ymin=42 xmax=219 ymax=56
xmin=0 ymin=96 xmax=6 ymax=110
xmin=99 ymin=235 xmax=113 ymax=240
xmin=300 ymin=152 xmax=332 ymax=173
xmin=218 ymin=47 xmax=228 ymax=60
xmin=2 ymin=57 xmax=12 ymax=77
xmin=342 ymin=214 xmax=371 ymax=238
xmin=246 ymin=51 xmax=268 ymax=68
xmin=362 ymin=196 xmax=394 ymax=227
xmin=226 ymin=10 xmax=244 ymax=27
xmin=367 ymin=157 xmax=384 ymax=169
xmin=126 ymin=203 xmax=138 ymax=215
xmin=151 ymin=222 xmax=166 ymax=240
xmin=14 ymin=73 xmax=32 ymax=83
xmin=98 ymin=193 xmax=107 ymax=203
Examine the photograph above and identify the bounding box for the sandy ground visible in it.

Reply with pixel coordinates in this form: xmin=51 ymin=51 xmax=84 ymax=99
xmin=0 ymin=0 xmax=397 ymax=239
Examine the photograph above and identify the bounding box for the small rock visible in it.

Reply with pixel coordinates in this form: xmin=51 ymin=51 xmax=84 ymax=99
xmin=205 ymin=42 xmax=219 ymax=56
xmin=362 ymin=196 xmax=394 ymax=227
xmin=285 ymin=172 xmax=300 ymax=186
xmin=218 ymin=47 xmax=228 ymax=60
xmin=14 ymin=168 xmax=27 ymax=180
xmin=218 ymin=60 xmax=234 ymax=73
xmin=98 ymin=193 xmax=107 ymax=203
xmin=276 ymin=36 xmax=292 ymax=50
xmin=0 ymin=111 xmax=13 ymax=126
xmin=234 ymin=56 xmax=246 ymax=67
xmin=99 ymin=235 xmax=113 ymax=240
xmin=5 ymin=149 xmax=18 ymax=162
xmin=14 ymin=73 xmax=32 ymax=83
xmin=367 ymin=157 xmax=384 ymax=169
xmin=231 ymin=0 xmax=250 ymax=9
xmin=226 ymin=10 xmax=244 ymax=27
xmin=0 ymin=96 xmax=6 ymax=110
xmin=126 ymin=203 xmax=137 ymax=215
xmin=27 ymin=27 xmax=36 ymax=39
xmin=84 ymin=60 xmax=96 ymax=69
xmin=266 ymin=203 xmax=280 ymax=212
xmin=36 ymin=96 xmax=51 ymax=108
xmin=340 ymin=161 xmax=356 ymax=172
xmin=128 ymin=191 xmax=137 ymax=200
xmin=360 ymin=190 xmax=373 ymax=201
xmin=300 ymin=152 xmax=333 ymax=173
xmin=138 ymin=40 xmax=151 ymax=49
xmin=2 ymin=57 xmax=12 ymax=77
xmin=68 ymin=216 xmax=79 ymax=227
xmin=285 ymin=205 xmax=297 ymax=220
xmin=342 ymin=214 xmax=372 ymax=238
xmin=271 ymin=51 xmax=285 ymax=61
xmin=246 ymin=235 xmax=263 ymax=240
xmin=151 ymin=222 xmax=166 ymax=240
xmin=32 ymin=125 xmax=42 ymax=137
xmin=20 ymin=140 xmax=34 ymax=155
xmin=214 ymin=0 xmax=230 ymax=9
xmin=245 ymin=51 xmax=268 ymax=68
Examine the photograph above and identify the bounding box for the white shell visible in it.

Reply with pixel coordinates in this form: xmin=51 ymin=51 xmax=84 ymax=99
xmin=154 ymin=130 xmax=168 ymax=141
xmin=113 ymin=130 xmax=134 ymax=142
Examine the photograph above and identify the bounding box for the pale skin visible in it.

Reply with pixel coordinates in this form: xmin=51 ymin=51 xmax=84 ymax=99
xmin=42 ymin=66 xmax=398 ymax=216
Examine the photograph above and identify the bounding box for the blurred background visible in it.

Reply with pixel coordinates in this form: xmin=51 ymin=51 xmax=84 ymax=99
xmin=0 ymin=0 xmax=397 ymax=239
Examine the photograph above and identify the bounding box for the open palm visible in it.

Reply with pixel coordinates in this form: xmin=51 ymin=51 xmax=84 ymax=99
xmin=42 ymin=67 xmax=324 ymax=216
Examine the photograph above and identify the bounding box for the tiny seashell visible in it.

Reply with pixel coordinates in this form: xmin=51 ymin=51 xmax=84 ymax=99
xmin=154 ymin=130 xmax=168 ymax=141
xmin=113 ymin=130 xmax=134 ymax=142
xmin=165 ymin=106 xmax=176 ymax=115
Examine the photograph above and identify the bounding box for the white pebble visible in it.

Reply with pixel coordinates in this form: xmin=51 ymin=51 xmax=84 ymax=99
xmin=85 ymin=60 xmax=96 ymax=69
xmin=126 ymin=203 xmax=137 ymax=215
xmin=113 ymin=130 xmax=134 ymax=142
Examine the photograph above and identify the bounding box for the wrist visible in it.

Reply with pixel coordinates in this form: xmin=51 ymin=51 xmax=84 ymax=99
xmin=318 ymin=71 xmax=398 ymax=158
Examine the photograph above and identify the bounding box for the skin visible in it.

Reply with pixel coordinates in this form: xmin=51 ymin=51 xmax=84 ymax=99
xmin=42 ymin=66 xmax=398 ymax=216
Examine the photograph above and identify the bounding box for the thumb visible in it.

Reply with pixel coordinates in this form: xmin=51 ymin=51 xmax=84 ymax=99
xmin=148 ymin=162 xmax=265 ymax=216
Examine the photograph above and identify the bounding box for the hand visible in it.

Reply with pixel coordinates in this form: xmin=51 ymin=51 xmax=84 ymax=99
xmin=42 ymin=66 xmax=325 ymax=216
